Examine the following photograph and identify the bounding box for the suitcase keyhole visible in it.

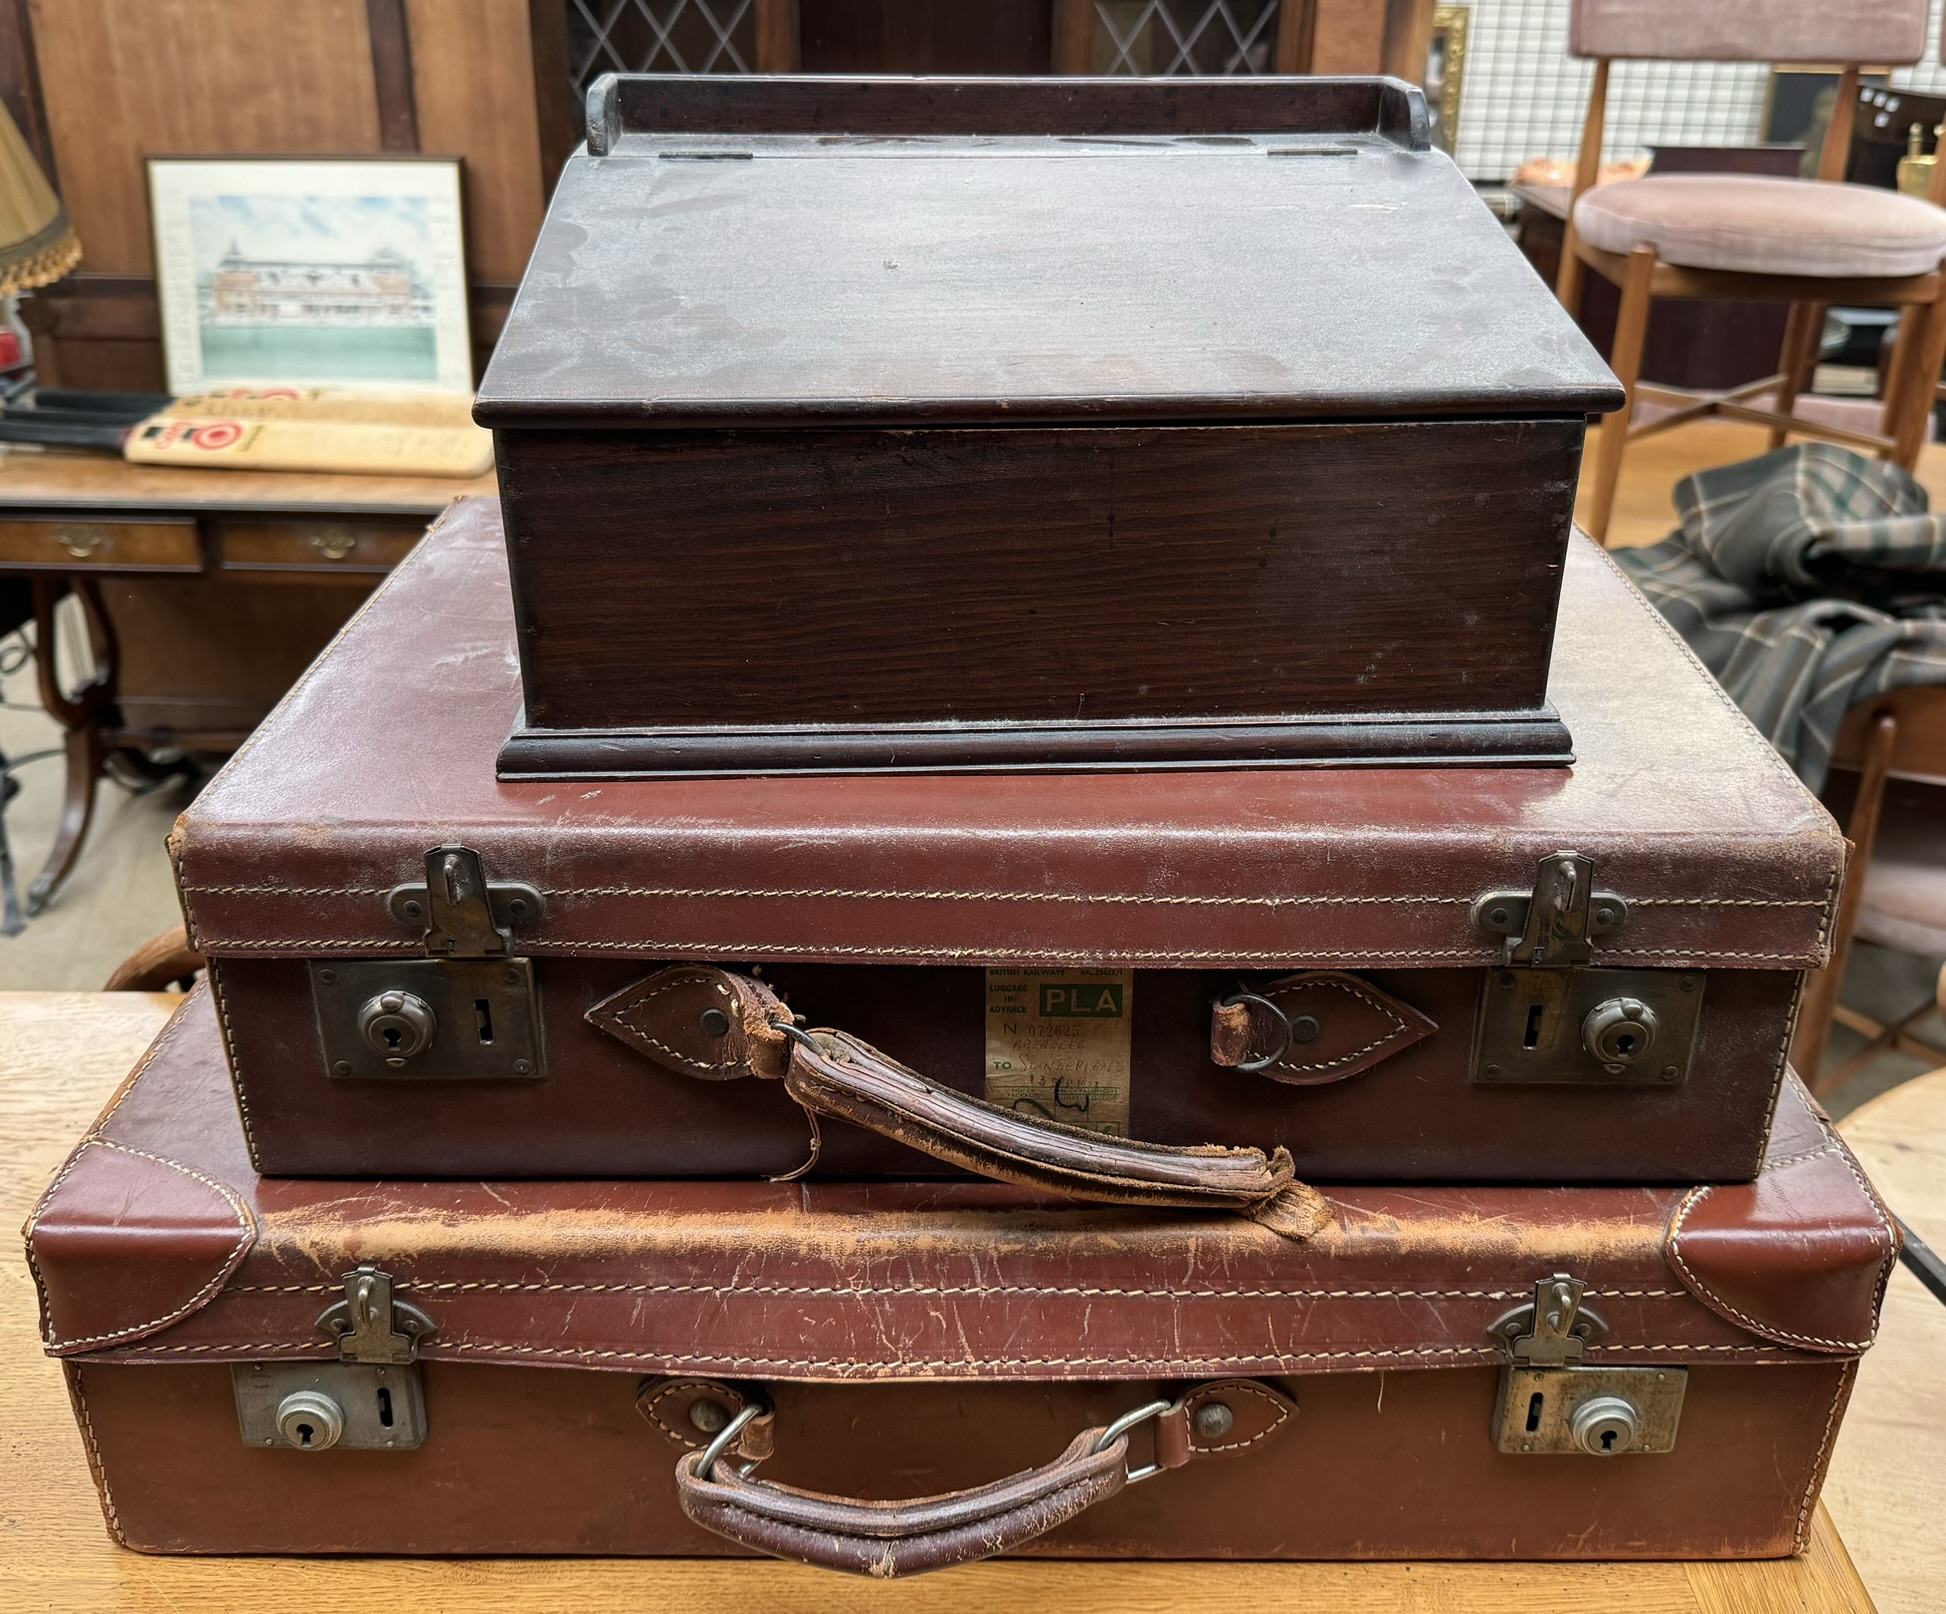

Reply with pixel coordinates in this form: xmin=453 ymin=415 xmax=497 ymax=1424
xmin=294 ymin=1421 xmax=317 ymax=1447
xmin=1599 ymin=1428 xmax=1618 ymax=1452
xmin=1525 ymin=1392 xmax=1544 ymax=1433
xmin=1523 ymin=1003 xmax=1546 ymax=1049
xmin=377 ymin=1387 xmax=394 ymax=1428
xmin=475 ymin=998 xmax=494 ymax=1045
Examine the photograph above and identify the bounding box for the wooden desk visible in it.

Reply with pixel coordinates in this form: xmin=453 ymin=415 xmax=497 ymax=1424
xmin=0 ymin=991 xmax=1888 ymax=1612
xmin=0 ymin=450 xmax=493 ymax=913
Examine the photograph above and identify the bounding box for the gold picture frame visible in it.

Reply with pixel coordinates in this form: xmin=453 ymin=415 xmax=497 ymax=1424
xmin=1428 ymin=5 xmax=1470 ymax=157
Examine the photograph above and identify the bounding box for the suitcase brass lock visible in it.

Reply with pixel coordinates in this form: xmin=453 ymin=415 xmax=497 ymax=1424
xmin=1488 ymin=1275 xmax=1686 ymax=1455
xmin=311 ymin=846 xmax=546 ymax=1081
xmin=1471 ymin=853 xmax=1702 ymax=1086
xmin=357 ymin=990 xmax=437 ymax=1065
xmin=232 ymin=1360 xmax=427 ymax=1452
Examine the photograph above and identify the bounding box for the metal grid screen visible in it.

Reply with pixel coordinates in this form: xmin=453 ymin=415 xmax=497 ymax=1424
xmin=1088 ymin=0 xmax=1281 ymax=75
xmin=1454 ymin=0 xmax=1946 ymax=183
xmin=566 ymin=0 xmax=755 ymax=83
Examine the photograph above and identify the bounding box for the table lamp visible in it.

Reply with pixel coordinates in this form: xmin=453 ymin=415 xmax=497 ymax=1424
xmin=0 ymin=101 xmax=77 ymax=296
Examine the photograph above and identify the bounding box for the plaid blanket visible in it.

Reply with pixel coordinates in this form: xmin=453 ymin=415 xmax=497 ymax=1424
xmin=1611 ymin=443 xmax=1946 ymax=791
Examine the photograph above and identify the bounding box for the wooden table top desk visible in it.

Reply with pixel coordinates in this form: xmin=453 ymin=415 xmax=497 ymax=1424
xmin=1 ymin=992 xmax=1921 ymax=1612
xmin=0 ymin=449 xmax=492 ymax=913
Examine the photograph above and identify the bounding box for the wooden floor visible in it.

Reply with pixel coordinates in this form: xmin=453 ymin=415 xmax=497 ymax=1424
xmin=0 ymin=991 xmax=1904 ymax=1614
xmin=1576 ymin=419 xmax=1946 ymax=550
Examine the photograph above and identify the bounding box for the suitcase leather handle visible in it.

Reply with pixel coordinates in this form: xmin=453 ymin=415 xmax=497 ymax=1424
xmin=587 ymin=965 xmax=1329 ymax=1238
xmin=675 ymin=1382 xmax=1291 ymax=1577
xmin=782 ymin=1025 xmax=1329 ymax=1238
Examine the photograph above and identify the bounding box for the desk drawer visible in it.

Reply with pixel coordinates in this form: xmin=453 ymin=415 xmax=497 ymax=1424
xmin=0 ymin=516 xmax=200 ymax=570
xmin=217 ymin=519 xmax=422 ymax=574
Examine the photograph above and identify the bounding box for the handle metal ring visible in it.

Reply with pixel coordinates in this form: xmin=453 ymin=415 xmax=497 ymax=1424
xmin=1218 ymin=990 xmax=1294 ymax=1073
xmin=1090 ymin=1397 xmax=1175 ymax=1484
xmin=768 ymin=1017 xmax=821 ymax=1054
xmin=695 ymin=1394 xmax=773 ymax=1481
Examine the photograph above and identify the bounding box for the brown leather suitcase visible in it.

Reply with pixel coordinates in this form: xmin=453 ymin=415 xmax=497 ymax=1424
xmin=478 ymin=74 xmax=1621 ymax=777
xmin=171 ymin=499 xmax=1842 ymax=1190
xmin=29 ymin=990 xmax=1895 ymax=1570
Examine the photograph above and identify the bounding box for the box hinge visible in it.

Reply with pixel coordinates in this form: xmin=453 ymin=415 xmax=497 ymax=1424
xmin=387 ymin=844 xmax=543 ymax=959
xmin=1472 ymin=851 xmax=1627 ymax=969
xmin=317 ymin=1265 xmax=436 ymax=1365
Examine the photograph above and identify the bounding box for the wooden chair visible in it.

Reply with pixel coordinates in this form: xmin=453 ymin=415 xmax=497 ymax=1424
xmin=1793 ymin=687 xmax=1946 ymax=1091
xmin=1558 ymin=0 xmax=1946 ymax=545
xmin=103 ymin=924 xmax=203 ymax=992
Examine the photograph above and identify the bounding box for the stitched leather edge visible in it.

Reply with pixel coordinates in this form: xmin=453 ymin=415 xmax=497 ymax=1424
xmin=179 ymin=882 xmax=1830 ymax=910
xmin=62 ymin=1364 xmax=126 ymax=1546
xmin=29 ymin=1137 xmax=257 ymax=1354
xmin=89 ymin=1339 xmax=1815 ymax=1367
xmin=179 ymin=936 xmax=1824 ymax=966
xmin=202 ymin=966 xmax=262 ymax=1171
xmin=1664 ymin=1095 xmax=1896 ymax=1352
xmin=1793 ymin=1359 xmax=1855 ymax=1553
xmin=232 ymin=1279 xmax=1684 ymax=1301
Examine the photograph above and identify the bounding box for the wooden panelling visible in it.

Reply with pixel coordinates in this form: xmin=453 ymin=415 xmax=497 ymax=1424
xmin=407 ymin=0 xmax=548 ymax=280
xmin=217 ymin=517 xmax=423 ymax=573
xmin=26 ymin=0 xmax=383 ymax=276
xmin=0 ymin=515 xmax=198 ymax=570
xmin=1309 ymin=0 xmax=1387 ymax=74
xmin=1382 ymin=0 xmax=1435 ymax=83
xmin=0 ymin=0 xmax=55 ymax=180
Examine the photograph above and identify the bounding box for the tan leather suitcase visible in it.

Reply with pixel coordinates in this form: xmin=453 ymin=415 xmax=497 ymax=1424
xmin=480 ymin=74 xmax=1620 ymax=777
xmin=28 ymin=991 xmax=1895 ymax=1571
xmin=171 ymin=499 xmax=1841 ymax=1189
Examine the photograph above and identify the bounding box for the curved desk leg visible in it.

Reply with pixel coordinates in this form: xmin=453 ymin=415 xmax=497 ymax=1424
xmin=25 ymin=576 xmax=117 ymax=915
xmin=25 ymin=721 xmax=104 ymax=915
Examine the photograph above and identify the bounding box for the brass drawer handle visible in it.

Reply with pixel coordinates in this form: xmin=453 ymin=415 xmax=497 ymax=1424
xmin=56 ymin=523 xmax=107 ymax=559
xmin=308 ymin=527 xmax=358 ymax=562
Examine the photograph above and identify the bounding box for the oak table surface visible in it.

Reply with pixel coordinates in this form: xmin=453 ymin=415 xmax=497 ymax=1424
xmin=0 ymin=990 xmax=1912 ymax=1614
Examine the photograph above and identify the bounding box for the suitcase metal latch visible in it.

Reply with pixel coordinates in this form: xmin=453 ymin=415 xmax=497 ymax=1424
xmin=310 ymin=845 xmax=546 ymax=1081
xmin=1470 ymin=853 xmax=1704 ymax=1087
xmin=1472 ymin=852 xmax=1626 ymax=969
xmin=318 ymin=1265 xmax=436 ymax=1363
xmin=1488 ymin=1274 xmax=1686 ymax=1456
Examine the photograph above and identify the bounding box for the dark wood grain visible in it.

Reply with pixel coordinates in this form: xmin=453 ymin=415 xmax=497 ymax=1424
xmin=365 ymin=0 xmax=419 ymax=152
xmin=798 ymin=0 xmax=1051 ymax=74
xmin=498 ymin=418 xmax=1582 ymax=755
xmin=607 ymin=71 xmax=1428 ymax=144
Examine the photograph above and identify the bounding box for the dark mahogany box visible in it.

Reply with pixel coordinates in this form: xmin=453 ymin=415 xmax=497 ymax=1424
xmin=476 ymin=75 xmax=1622 ymax=778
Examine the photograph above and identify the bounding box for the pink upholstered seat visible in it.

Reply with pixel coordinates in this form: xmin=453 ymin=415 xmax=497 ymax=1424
xmin=1573 ymin=174 xmax=1946 ymax=278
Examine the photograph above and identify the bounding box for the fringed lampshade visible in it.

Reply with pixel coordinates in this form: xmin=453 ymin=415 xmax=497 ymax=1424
xmin=0 ymin=102 xmax=78 ymax=296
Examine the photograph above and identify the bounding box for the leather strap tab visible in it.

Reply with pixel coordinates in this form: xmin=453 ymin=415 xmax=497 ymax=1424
xmin=637 ymin=1377 xmax=775 ymax=1461
xmin=1153 ymin=1378 xmax=1297 ymax=1469
xmin=586 ymin=965 xmax=792 ymax=1082
xmin=1209 ymin=972 xmax=1436 ymax=1085
xmin=784 ymin=1029 xmax=1329 ymax=1238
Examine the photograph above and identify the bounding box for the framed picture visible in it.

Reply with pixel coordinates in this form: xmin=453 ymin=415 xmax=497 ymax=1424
xmin=147 ymin=156 xmax=471 ymax=396
xmin=1427 ymin=5 xmax=1470 ymax=158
